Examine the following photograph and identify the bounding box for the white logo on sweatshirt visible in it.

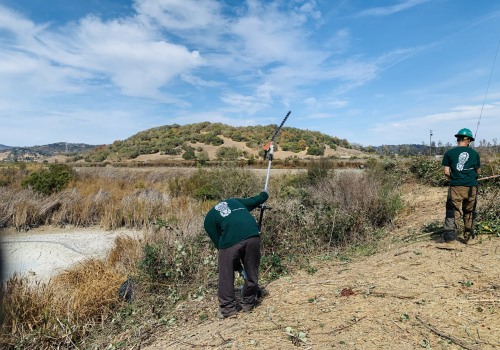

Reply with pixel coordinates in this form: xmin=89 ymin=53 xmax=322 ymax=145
xmin=456 ymin=152 xmax=469 ymax=171
xmin=215 ymin=201 xmax=231 ymax=217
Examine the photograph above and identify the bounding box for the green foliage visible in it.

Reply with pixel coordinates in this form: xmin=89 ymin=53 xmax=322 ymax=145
xmin=182 ymin=148 xmax=196 ymax=160
xmin=216 ymin=146 xmax=239 ymax=160
xmin=475 ymin=184 xmax=500 ymax=236
xmin=408 ymin=157 xmax=447 ymax=186
xmin=194 ymin=185 xmax=219 ymax=201
xmin=21 ymin=164 xmax=74 ymax=195
xmin=306 ymin=158 xmax=333 ymax=184
xmin=260 ymin=253 xmax=287 ymax=280
xmin=260 ymin=166 xmax=402 ymax=279
xmin=306 ymin=143 xmax=325 ymax=156
xmin=169 ymin=167 xmax=260 ymax=200
xmin=196 ymin=150 xmax=210 ymax=163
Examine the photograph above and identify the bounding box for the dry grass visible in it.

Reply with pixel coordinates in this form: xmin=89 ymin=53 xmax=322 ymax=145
xmin=0 ymin=167 xmax=206 ymax=231
xmin=1 ymin=259 xmax=125 ymax=349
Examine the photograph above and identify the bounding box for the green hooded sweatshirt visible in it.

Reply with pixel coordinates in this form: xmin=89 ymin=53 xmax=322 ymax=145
xmin=204 ymin=191 xmax=269 ymax=249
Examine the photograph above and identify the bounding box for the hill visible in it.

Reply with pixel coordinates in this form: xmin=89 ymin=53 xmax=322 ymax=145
xmin=142 ymin=183 xmax=500 ymax=350
xmin=82 ymin=122 xmax=366 ymax=163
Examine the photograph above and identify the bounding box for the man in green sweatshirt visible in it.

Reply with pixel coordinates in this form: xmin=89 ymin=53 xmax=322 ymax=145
xmin=442 ymin=128 xmax=481 ymax=243
xmin=204 ymin=191 xmax=269 ymax=319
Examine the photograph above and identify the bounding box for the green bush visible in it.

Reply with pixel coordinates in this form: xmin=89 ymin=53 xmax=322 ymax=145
xmin=475 ymin=183 xmax=500 ymax=236
xmin=21 ymin=164 xmax=74 ymax=195
xmin=138 ymin=233 xmax=218 ymax=302
xmin=216 ymin=146 xmax=239 ymax=160
xmin=182 ymin=148 xmax=196 ymax=160
xmin=306 ymin=144 xmax=325 ymax=156
xmin=408 ymin=157 xmax=447 ymax=186
xmin=169 ymin=167 xmax=260 ymax=200
xmin=306 ymin=158 xmax=333 ymax=184
xmin=259 ymin=167 xmax=402 ymax=279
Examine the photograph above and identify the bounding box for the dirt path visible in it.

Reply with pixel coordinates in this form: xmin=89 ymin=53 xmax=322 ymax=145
xmin=143 ymin=183 xmax=500 ymax=350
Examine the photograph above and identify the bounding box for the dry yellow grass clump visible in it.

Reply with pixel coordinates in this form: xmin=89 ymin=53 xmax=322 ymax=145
xmin=2 ymin=259 xmax=125 ymax=349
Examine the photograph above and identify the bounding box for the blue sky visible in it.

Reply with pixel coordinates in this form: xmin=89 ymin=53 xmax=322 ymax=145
xmin=1 ymin=0 xmax=499 ymax=147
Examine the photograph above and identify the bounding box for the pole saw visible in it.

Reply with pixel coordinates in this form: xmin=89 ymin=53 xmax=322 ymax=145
xmin=478 ymin=174 xmax=500 ymax=181
xmin=258 ymin=111 xmax=291 ymax=229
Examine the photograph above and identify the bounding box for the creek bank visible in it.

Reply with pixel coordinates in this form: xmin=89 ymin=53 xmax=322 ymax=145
xmin=0 ymin=226 xmax=142 ymax=283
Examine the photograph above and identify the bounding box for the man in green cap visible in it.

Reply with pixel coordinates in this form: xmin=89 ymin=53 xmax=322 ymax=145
xmin=441 ymin=128 xmax=481 ymax=243
xmin=204 ymin=191 xmax=269 ymax=319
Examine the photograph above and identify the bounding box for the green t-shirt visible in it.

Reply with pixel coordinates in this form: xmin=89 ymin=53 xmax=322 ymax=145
xmin=204 ymin=191 xmax=269 ymax=249
xmin=441 ymin=146 xmax=481 ymax=186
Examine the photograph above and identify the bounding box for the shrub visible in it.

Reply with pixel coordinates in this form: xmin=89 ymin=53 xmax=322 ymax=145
xmin=21 ymin=164 xmax=74 ymax=195
xmin=259 ymin=166 xmax=402 ymax=278
xmin=0 ymin=166 xmax=19 ymax=187
xmin=408 ymin=157 xmax=447 ymax=186
xmin=169 ymin=167 xmax=260 ymax=200
xmin=306 ymin=158 xmax=333 ymax=184
xmin=306 ymin=143 xmax=325 ymax=156
xmin=216 ymin=146 xmax=238 ymax=160
xmin=475 ymin=183 xmax=500 ymax=236
xmin=182 ymin=148 xmax=196 ymax=160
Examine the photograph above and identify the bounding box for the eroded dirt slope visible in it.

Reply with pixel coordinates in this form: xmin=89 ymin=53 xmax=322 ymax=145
xmin=143 ymin=184 xmax=500 ymax=350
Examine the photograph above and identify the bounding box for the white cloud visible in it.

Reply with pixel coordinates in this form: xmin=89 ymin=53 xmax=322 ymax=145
xmin=220 ymin=92 xmax=270 ymax=114
xmin=370 ymin=102 xmax=500 ymax=145
xmin=134 ymin=0 xmax=223 ymax=30
xmin=0 ymin=5 xmax=38 ymax=34
xmin=0 ymin=8 xmax=204 ymax=100
xmin=357 ymin=0 xmax=431 ymax=17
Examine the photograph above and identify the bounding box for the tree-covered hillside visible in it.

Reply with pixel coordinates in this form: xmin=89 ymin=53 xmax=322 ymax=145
xmin=84 ymin=122 xmax=351 ymax=162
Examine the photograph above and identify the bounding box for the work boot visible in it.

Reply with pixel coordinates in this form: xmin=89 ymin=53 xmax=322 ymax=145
xmin=463 ymin=229 xmax=476 ymax=244
xmin=436 ymin=239 xmax=463 ymax=250
xmin=241 ymin=303 xmax=255 ymax=312
xmin=217 ymin=304 xmax=242 ymax=319
xmin=257 ymin=286 xmax=269 ymax=299
xmin=443 ymin=229 xmax=457 ymax=243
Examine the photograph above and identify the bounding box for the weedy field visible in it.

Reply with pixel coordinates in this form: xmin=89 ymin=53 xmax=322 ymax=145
xmin=0 ymin=157 xmax=498 ymax=349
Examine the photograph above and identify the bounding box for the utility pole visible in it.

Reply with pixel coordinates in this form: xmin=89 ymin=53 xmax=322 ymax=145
xmin=429 ymin=130 xmax=433 ymax=157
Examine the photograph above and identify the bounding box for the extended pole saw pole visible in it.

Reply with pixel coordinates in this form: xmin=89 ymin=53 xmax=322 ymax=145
xmin=263 ymin=143 xmax=274 ymax=192
xmin=478 ymin=174 xmax=500 ymax=181
xmin=258 ymin=111 xmax=291 ymax=229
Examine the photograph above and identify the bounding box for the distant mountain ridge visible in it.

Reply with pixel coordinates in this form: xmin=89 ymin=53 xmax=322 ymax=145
xmin=0 ymin=142 xmax=98 ymax=162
